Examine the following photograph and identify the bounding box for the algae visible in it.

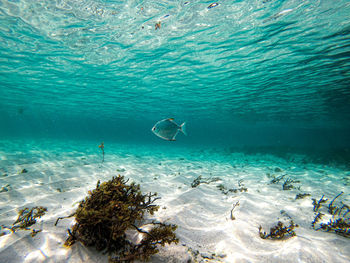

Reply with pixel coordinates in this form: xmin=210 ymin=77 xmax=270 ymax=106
xmin=98 ymin=142 xmax=105 ymax=163
xmin=57 ymin=175 xmax=178 ymax=262
xmin=1 ymin=206 xmax=47 ymax=236
xmin=217 ymin=179 xmax=247 ymax=195
xmin=282 ymin=177 xmax=300 ymax=190
xmin=312 ymin=192 xmax=350 ymax=238
xmin=230 ymin=201 xmax=240 ymax=220
xmin=270 ymin=174 xmax=285 ymax=184
xmin=191 ymin=175 xmax=220 ymax=188
xmin=312 ymin=195 xmax=328 ymax=212
xmin=295 ymin=193 xmax=311 ymax=200
xmin=259 ymin=220 xmax=298 ymax=240
xmin=13 ymin=206 xmax=47 ymax=230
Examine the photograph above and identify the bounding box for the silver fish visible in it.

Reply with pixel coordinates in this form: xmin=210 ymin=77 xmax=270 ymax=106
xmin=151 ymin=118 xmax=187 ymax=141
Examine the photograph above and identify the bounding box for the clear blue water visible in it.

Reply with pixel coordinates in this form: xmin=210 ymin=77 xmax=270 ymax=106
xmin=1 ymin=2 xmax=350 ymax=261
xmin=0 ymin=0 xmax=350 ymax=156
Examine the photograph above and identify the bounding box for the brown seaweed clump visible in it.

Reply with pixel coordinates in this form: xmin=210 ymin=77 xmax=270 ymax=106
xmin=13 ymin=206 xmax=47 ymax=230
xmin=259 ymin=220 xmax=298 ymax=240
xmin=57 ymin=175 xmax=178 ymax=262
xmin=1 ymin=206 xmax=47 ymax=237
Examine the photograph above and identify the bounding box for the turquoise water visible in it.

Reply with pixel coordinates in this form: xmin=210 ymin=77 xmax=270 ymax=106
xmin=1 ymin=0 xmax=350 ymax=154
xmin=1 ymin=2 xmax=350 ymax=261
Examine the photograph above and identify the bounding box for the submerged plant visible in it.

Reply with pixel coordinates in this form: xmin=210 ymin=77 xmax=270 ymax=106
xmin=312 ymin=192 xmax=350 ymax=238
xmin=259 ymin=220 xmax=298 ymax=240
xmin=13 ymin=206 xmax=47 ymax=229
xmin=1 ymin=206 xmax=47 ymax=237
xmin=317 ymin=218 xmax=350 ymax=238
xmin=311 ymin=212 xmax=324 ymax=228
xmin=295 ymin=193 xmax=311 ymax=200
xmin=312 ymin=195 xmax=328 ymax=212
xmin=282 ymin=177 xmax=300 ymax=190
xmin=98 ymin=142 xmax=105 ymax=163
xmin=56 ymin=175 xmax=178 ymax=262
xmin=155 ymin=21 xmax=161 ymax=30
xmin=191 ymin=175 xmax=220 ymax=188
xmin=270 ymin=174 xmax=285 ymax=184
xmin=230 ymin=201 xmax=240 ymax=220
xmin=216 ymin=179 xmax=247 ymax=195
xmin=328 ymin=192 xmax=343 ymax=215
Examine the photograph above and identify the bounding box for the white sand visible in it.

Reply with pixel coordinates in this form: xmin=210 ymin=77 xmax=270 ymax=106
xmin=0 ymin=139 xmax=349 ymax=262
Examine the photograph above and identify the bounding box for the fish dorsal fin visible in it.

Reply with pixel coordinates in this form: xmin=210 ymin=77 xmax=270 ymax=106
xmin=168 ymin=118 xmax=174 ymax=121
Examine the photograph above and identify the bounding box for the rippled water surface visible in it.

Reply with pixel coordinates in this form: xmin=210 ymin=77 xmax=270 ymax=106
xmin=1 ymin=2 xmax=350 ymax=262
xmin=0 ymin=0 xmax=350 ymax=144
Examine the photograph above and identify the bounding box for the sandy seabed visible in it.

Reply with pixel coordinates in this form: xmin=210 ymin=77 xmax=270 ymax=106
xmin=0 ymin=139 xmax=349 ymax=263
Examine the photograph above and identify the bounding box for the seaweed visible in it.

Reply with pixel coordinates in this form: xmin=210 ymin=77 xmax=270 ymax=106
xmin=217 ymin=180 xmax=247 ymax=195
xmin=1 ymin=206 xmax=47 ymax=235
xmin=317 ymin=218 xmax=350 ymax=238
xmin=328 ymin=192 xmax=343 ymax=215
xmin=191 ymin=175 xmax=219 ymax=188
xmin=259 ymin=220 xmax=298 ymax=240
xmin=31 ymin=229 xmax=42 ymax=237
xmin=312 ymin=195 xmax=328 ymax=212
xmin=217 ymin=184 xmax=226 ymax=192
xmin=230 ymin=201 xmax=240 ymax=220
xmin=338 ymin=204 xmax=350 ymax=217
xmin=270 ymin=174 xmax=285 ymax=184
xmin=98 ymin=142 xmax=105 ymax=163
xmin=56 ymin=175 xmax=178 ymax=262
xmin=155 ymin=22 xmax=161 ymax=30
xmin=191 ymin=176 xmax=202 ymax=188
xmin=311 ymin=212 xmax=324 ymax=228
xmin=312 ymin=193 xmax=350 ymax=238
xmin=282 ymin=178 xmax=300 ymax=190
xmin=295 ymin=193 xmax=311 ymax=200
xmin=13 ymin=206 xmax=47 ymax=230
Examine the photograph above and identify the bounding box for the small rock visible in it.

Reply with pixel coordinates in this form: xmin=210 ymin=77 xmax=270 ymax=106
xmin=21 ymin=169 xmax=28 ymax=173
xmin=201 ymin=252 xmax=214 ymax=259
xmin=0 ymin=187 xmax=8 ymax=193
xmin=0 ymin=184 xmax=10 ymax=193
xmin=1 ymin=173 xmax=8 ymax=177
xmin=274 ymin=167 xmax=282 ymax=173
xmin=116 ymin=168 xmax=126 ymax=172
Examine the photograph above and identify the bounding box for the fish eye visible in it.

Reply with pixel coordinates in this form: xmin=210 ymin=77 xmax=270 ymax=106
xmin=152 ymin=127 xmax=156 ymax=131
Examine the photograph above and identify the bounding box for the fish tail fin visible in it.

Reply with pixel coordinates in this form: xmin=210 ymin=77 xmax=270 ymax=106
xmin=180 ymin=122 xmax=187 ymax=136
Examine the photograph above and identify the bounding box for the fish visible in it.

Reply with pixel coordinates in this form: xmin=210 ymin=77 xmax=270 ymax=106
xmin=208 ymin=3 xmax=219 ymax=9
xmin=151 ymin=118 xmax=187 ymax=141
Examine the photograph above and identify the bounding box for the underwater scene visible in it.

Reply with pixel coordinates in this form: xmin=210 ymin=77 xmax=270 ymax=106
xmin=1 ymin=0 xmax=350 ymax=262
